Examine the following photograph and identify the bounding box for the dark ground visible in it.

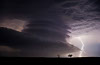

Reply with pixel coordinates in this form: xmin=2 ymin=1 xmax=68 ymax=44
xmin=0 ymin=57 xmax=100 ymax=64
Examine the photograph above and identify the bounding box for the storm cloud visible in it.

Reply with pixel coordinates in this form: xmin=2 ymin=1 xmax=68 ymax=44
xmin=0 ymin=27 xmax=79 ymax=57
xmin=2 ymin=0 xmax=100 ymax=57
xmin=0 ymin=0 xmax=81 ymax=57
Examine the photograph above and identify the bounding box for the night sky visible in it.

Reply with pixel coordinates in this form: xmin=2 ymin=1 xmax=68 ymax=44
xmin=0 ymin=0 xmax=100 ymax=57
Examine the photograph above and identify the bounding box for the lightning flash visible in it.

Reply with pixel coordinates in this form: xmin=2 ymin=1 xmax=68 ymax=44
xmin=77 ymin=37 xmax=85 ymax=57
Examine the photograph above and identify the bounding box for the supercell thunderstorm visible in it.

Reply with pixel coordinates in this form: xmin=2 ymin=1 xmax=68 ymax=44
xmin=0 ymin=0 xmax=100 ymax=57
xmin=54 ymin=0 xmax=100 ymax=57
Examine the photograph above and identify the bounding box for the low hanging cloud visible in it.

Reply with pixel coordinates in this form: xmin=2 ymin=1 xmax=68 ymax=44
xmin=0 ymin=45 xmax=20 ymax=52
xmin=0 ymin=27 xmax=79 ymax=57
xmin=0 ymin=18 xmax=28 ymax=32
xmin=0 ymin=0 xmax=82 ymax=57
xmin=0 ymin=45 xmax=20 ymax=57
xmin=23 ymin=20 xmax=71 ymax=42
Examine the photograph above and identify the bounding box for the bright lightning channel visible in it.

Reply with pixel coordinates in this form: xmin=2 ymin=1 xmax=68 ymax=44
xmin=77 ymin=37 xmax=85 ymax=57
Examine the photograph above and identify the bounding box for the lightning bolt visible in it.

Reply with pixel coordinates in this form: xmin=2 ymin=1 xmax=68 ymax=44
xmin=68 ymin=37 xmax=86 ymax=57
xmin=77 ymin=37 xmax=85 ymax=57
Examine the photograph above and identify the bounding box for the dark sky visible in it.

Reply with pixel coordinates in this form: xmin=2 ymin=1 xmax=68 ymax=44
xmin=0 ymin=0 xmax=100 ymax=57
xmin=0 ymin=0 xmax=80 ymax=57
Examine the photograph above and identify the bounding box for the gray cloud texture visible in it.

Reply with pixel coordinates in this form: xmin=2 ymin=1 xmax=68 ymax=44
xmin=1 ymin=0 xmax=99 ymax=57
